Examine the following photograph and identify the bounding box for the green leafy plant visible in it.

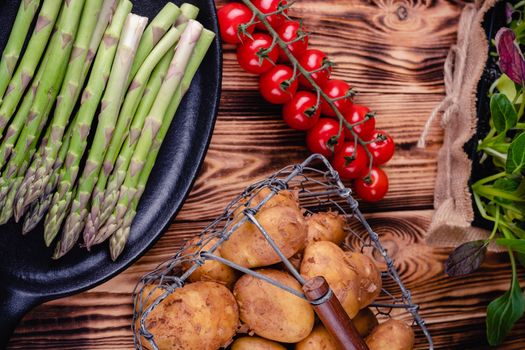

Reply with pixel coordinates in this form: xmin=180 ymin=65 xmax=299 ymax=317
xmin=444 ymin=2 xmax=525 ymax=346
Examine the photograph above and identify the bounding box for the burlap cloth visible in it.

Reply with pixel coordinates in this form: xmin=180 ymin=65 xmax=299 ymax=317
xmin=419 ymin=0 xmax=498 ymax=249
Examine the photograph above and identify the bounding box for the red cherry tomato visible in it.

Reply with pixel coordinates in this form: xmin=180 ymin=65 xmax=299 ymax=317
xmin=344 ymin=104 xmax=375 ymax=140
xmin=252 ymin=0 xmax=288 ymax=30
xmin=282 ymin=91 xmax=320 ymax=130
xmin=306 ymin=118 xmax=344 ymax=158
xmin=354 ymin=166 xmax=389 ymax=202
xmin=332 ymin=143 xmax=368 ymax=180
xmin=298 ymin=49 xmax=332 ymax=89
xmin=218 ymin=3 xmax=255 ymax=44
xmin=259 ymin=65 xmax=298 ymax=104
xmin=236 ymin=33 xmax=279 ymax=74
xmin=320 ymin=79 xmax=353 ymax=117
xmin=276 ymin=20 xmax=308 ymax=62
xmin=366 ymin=130 xmax=395 ymax=166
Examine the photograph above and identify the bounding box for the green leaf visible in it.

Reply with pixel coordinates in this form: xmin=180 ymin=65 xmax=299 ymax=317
xmin=444 ymin=240 xmax=487 ymax=276
xmin=486 ymin=264 xmax=525 ymax=345
xmin=506 ymin=133 xmax=525 ymax=174
xmin=494 ymin=177 xmax=520 ymax=191
xmin=493 ymin=74 xmax=520 ymax=102
xmin=493 ymin=177 xmax=522 ymax=204
xmin=491 ymin=93 xmax=518 ymax=133
xmin=496 ymin=239 xmax=525 ymax=254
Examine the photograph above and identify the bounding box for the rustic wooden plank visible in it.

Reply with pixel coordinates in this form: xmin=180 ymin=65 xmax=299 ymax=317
xmin=220 ymin=0 xmax=464 ymax=94
xmin=9 ymin=210 xmax=525 ymax=349
xmin=13 ymin=0 xmax=520 ymax=349
xmin=176 ymin=91 xmax=444 ymax=222
xmin=177 ymin=0 xmax=462 ymax=221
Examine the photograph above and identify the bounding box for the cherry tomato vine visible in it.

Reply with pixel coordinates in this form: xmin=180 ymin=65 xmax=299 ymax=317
xmin=218 ymin=0 xmax=395 ymax=202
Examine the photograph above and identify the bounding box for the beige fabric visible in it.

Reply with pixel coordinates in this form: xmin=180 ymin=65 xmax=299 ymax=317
xmin=419 ymin=0 xmax=498 ymax=248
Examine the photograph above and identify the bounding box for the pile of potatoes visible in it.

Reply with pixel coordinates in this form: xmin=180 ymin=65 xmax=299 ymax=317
xmin=138 ymin=188 xmax=415 ymax=350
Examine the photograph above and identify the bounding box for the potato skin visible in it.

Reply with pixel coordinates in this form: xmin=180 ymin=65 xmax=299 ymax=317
xmin=231 ymin=336 xmax=287 ymax=350
xmin=181 ymin=237 xmax=238 ymax=288
xmin=135 ymin=284 xmax=167 ymax=348
xmin=353 ymin=308 xmax=379 ymax=337
xmin=293 ymin=309 xmax=377 ymax=350
xmin=142 ymin=281 xmax=239 ymax=350
xmin=300 ymin=241 xmax=361 ymax=318
xmin=365 ymin=319 xmax=415 ymax=350
xmin=220 ymin=202 xmax=307 ymax=268
xmin=247 ymin=187 xmax=300 ymax=210
xmin=233 ymin=269 xmax=315 ymax=343
xmin=295 ymin=324 xmax=339 ymax=350
xmin=306 ymin=211 xmax=347 ymax=245
xmin=344 ymin=252 xmax=382 ymax=308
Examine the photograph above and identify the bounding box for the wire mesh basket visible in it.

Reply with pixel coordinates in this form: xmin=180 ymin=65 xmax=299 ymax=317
xmin=132 ymin=154 xmax=433 ymax=349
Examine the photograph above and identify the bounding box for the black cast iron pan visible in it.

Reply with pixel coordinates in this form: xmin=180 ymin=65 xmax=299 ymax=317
xmin=0 ymin=0 xmax=222 ymax=347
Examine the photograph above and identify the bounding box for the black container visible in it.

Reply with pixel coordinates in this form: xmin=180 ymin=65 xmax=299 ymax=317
xmin=466 ymin=1 xmax=507 ymax=230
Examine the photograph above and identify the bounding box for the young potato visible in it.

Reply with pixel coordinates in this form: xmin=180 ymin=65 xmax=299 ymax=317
xmin=135 ymin=284 xmax=167 ymax=347
xmin=293 ymin=308 xmax=377 ymax=350
xmin=306 ymin=211 xmax=347 ymax=245
xmin=345 ymin=252 xmax=382 ymax=308
xmin=295 ymin=324 xmax=339 ymax=350
xmin=288 ymin=251 xmax=303 ymax=270
xmin=233 ymin=269 xmax=315 ymax=343
xmin=220 ymin=204 xmax=307 ymax=268
xmin=300 ymin=241 xmax=361 ymax=318
xmin=353 ymin=308 xmax=379 ymax=337
xmin=230 ymin=188 xmax=301 ymax=225
xmin=365 ymin=319 xmax=415 ymax=350
xmin=140 ymin=281 xmax=239 ymax=350
xmin=181 ymin=237 xmax=239 ymax=288
xmin=231 ymin=336 xmax=287 ymax=350
xmin=248 ymin=187 xmax=300 ymax=210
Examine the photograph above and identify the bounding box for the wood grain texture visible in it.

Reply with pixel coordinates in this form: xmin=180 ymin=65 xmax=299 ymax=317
xmin=11 ymin=0 xmax=524 ymax=349
xmin=9 ymin=211 xmax=525 ymax=349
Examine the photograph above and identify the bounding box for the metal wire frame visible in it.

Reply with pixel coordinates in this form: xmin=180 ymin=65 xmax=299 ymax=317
xmin=132 ymin=153 xmax=434 ymax=349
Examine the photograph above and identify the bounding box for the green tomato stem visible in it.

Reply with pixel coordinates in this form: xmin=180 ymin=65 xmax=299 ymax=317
xmin=240 ymin=0 xmax=375 ymax=173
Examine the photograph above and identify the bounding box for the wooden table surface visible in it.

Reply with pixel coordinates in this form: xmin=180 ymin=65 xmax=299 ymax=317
xmin=8 ymin=0 xmax=525 ymax=349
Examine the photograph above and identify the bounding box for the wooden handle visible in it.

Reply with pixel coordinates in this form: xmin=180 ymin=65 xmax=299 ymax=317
xmin=303 ymin=276 xmax=369 ymax=350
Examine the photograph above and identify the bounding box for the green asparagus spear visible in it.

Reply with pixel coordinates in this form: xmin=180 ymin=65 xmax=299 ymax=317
xmin=0 ymin=0 xmax=62 ymax=134
xmin=14 ymin=0 xmax=105 ymax=221
xmin=44 ymin=0 xmax=133 ymax=247
xmin=0 ymin=0 xmax=41 ymax=104
xmin=176 ymin=3 xmax=201 ymax=26
xmin=17 ymin=0 xmax=117 ymax=232
xmin=90 ymin=6 xmax=200 ymax=245
xmin=0 ymin=5 xmax=57 ymax=164
xmin=94 ymin=51 xmax=175 ymax=241
xmin=54 ymin=13 xmax=148 ymax=259
xmin=83 ymin=26 xmax=184 ymax=248
xmin=96 ymin=20 xmax=204 ymax=244
xmin=22 ymin=114 xmax=76 ymax=234
xmin=128 ymin=2 xmax=181 ymax=83
xmin=0 ymin=0 xmax=114 ymax=173
xmin=15 ymin=0 xmax=116 ymax=227
xmin=0 ymin=89 xmax=60 ymax=224
xmin=0 ymin=50 xmax=48 ymax=170
xmin=84 ymin=0 xmax=119 ymax=73
xmin=109 ymin=29 xmax=215 ymax=260
xmin=0 ymin=0 xmax=86 ymax=207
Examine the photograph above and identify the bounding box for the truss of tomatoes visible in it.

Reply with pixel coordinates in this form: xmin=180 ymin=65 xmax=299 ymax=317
xmin=218 ymin=1 xmax=395 ymax=202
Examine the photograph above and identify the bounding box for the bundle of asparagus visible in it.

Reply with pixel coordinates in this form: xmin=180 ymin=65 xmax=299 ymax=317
xmin=0 ymin=0 xmax=215 ymax=260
